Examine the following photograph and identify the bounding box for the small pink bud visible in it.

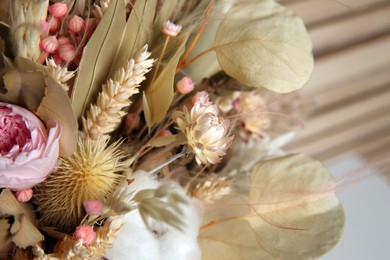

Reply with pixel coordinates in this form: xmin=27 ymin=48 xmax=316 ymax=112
xmin=40 ymin=36 xmax=58 ymax=53
xmin=57 ymin=37 xmax=71 ymax=46
xmin=15 ymin=189 xmax=33 ymax=202
xmin=162 ymin=20 xmax=182 ymax=37
xmin=74 ymin=225 xmax=96 ymax=245
xmin=51 ymin=54 xmax=64 ymax=65
xmin=68 ymin=15 xmax=85 ymax=34
xmin=84 ymin=200 xmax=103 ymax=215
xmin=192 ymin=91 xmax=210 ymax=105
xmin=176 ymin=77 xmax=194 ymax=94
xmin=58 ymin=43 xmax=75 ymax=62
xmin=158 ymin=129 xmax=172 ymax=137
xmin=232 ymin=99 xmax=240 ymax=110
xmin=125 ymin=112 xmax=140 ymax=130
xmin=49 ymin=3 xmax=68 ymax=18
xmin=48 ymin=16 xmax=61 ymax=32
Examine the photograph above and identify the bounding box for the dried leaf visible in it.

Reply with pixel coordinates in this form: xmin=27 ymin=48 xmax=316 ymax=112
xmin=199 ymin=154 xmax=344 ymax=259
xmin=0 ymin=189 xmax=44 ymax=249
xmin=37 ymin=76 xmax=78 ymax=156
xmin=145 ymin=33 xmax=190 ymax=126
xmin=71 ymin=0 xmax=126 ymax=120
xmin=147 ymin=134 xmax=178 ymax=147
xmin=214 ymin=0 xmax=313 ymax=93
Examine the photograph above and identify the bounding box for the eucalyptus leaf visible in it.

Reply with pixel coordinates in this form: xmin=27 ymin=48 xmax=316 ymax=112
xmin=71 ymin=0 xmax=126 ymax=121
xmin=214 ymin=0 xmax=313 ymax=93
xmin=199 ymin=154 xmax=344 ymax=259
xmin=147 ymin=134 xmax=178 ymax=147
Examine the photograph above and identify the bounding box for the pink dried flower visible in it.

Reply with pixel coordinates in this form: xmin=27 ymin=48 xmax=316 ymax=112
xmin=58 ymin=43 xmax=75 ymax=62
xmin=49 ymin=3 xmax=68 ymax=18
xmin=15 ymin=188 xmax=33 ymax=202
xmin=176 ymin=101 xmax=233 ymax=165
xmin=84 ymin=200 xmax=103 ymax=215
xmin=68 ymin=15 xmax=85 ymax=34
xmin=192 ymin=91 xmax=211 ymax=106
xmin=162 ymin=20 xmax=182 ymax=37
xmin=39 ymin=36 xmax=58 ymax=54
xmin=74 ymin=225 xmax=96 ymax=245
xmin=0 ymin=102 xmax=61 ymax=191
xmin=176 ymin=77 xmax=194 ymax=94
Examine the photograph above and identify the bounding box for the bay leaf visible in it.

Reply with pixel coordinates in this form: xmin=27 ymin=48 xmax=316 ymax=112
xmin=71 ymin=0 xmax=126 ymax=121
xmin=147 ymin=134 xmax=179 ymax=147
xmin=199 ymin=154 xmax=344 ymax=259
xmin=37 ymin=76 xmax=78 ymax=156
xmin=108 ymin=0 xmax=158 ymax=79
xmin=214 ymin=0 xmax=314 ymax=93
xmin=145 ymin=32 xmax=190 ymax=126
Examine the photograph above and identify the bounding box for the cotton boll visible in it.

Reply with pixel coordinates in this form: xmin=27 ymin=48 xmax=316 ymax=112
xmin=106 ymin=171 xmax=202 ymax=259
xmin=105 ymin=212 xmax=160 ymax=260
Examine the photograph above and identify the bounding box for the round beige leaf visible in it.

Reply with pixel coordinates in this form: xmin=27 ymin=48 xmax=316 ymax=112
xmin=214 ymin=0 xmax=314 ymax=93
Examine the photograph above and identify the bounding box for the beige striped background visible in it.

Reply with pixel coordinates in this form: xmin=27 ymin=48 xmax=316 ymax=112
xmin=278 ymin=0 xmax=390 ymax=172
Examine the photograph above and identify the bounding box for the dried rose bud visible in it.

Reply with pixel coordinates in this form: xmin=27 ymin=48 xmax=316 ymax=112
xmin=176 ymin=77 xmax=194 ymax=94
xmin=49 ymin=3 xmax=68 ymax=18
xmin=74 ymin=225 xmax=96 ymax=245
xmin=57 ymin=37 xmax=71 ymax=46
xmin=84 ymin=200 xmax=103 ymax=215
xmin=125 ymin=112 xmax=140 ymax=130
xmin=40 ymin=36 xmax=58 ymax=53
xmin=68 ymin=15 xmax=85 ymax=34
xmin=58 ymin=43 xmax=75 ymax=62
xmin=162 ymin=20 xmax=182 ymax=37
xmin=15 ymin=189 xmax=33 ymax=202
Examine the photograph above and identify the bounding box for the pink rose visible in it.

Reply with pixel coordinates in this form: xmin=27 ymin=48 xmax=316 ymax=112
xmin=0 ymin=102 xmax=61 ymax=191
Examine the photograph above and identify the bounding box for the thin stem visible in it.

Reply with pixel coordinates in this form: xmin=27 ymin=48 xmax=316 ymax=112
xmin=176 ymin=46 xmax=215 ymax=72
xmin=149 ymin=35 xmax=170 ymax=89
xmin=146 ymin=150 xmax=188 ymax=175
xmin=179 ymin=0 xmax=215 ymax=64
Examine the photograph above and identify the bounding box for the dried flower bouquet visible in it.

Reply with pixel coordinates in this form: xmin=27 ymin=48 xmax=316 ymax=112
xmin=0 ymin=0 xmax=344 ymax=259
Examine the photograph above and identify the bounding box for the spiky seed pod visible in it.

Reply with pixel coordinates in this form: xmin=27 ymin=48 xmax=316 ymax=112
xmin=83 ymin=45 xmax=154 ymax=139
xmin=34 ymin=137 xmax=127 ymax=233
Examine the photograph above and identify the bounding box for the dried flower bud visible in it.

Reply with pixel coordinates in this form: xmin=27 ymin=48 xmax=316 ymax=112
xmin=84 ymin=200 xmax=103 ymax=215
xmin=74 ymin=225 xmax=96 ymax=245
xmin=48 ymin=16 xmax=61 ymax=33
xmin=176 ymin=77 xmax=194 ymax=94
xmin=39 ymin=36 xmax=59 ymax=53
xmin=68 ymin=15 xmax=85 ymax=34
xmin=125 ymin=112 xmax=140 ymax=130
xmin=192 ymin=91 xmax=211 ymax=106
xmin=162 ymin=20 xmax=182 ymax=37
xmin=15 ymin=188 xmax=33 ymax=202
xmin=57 ymin=37 xmax=71 ymax=46
xmin=58 ymin=43 xmax=75 ymax=62
xmin=49 ymin=3 xmax=68 ymax=18
xmin=158 ymin=129 xmax=172 ymax=137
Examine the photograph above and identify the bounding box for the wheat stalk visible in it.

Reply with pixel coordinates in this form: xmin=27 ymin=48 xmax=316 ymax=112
xmin=45 ymin=58 xmax=75 ymax=92
xmin=83 ymin=45 xmax=154 ymax=139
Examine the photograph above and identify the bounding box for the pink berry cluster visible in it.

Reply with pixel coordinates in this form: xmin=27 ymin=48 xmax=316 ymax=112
xmin=39 ymin=2 xmax=97 ymax=67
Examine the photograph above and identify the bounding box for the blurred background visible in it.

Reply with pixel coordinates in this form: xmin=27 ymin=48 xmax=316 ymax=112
xmin=277 ymin=0 xmax=390 ymax=258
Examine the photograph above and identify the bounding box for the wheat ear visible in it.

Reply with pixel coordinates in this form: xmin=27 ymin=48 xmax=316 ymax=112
xmin=83 ymin=45 xmax=154 ymax=139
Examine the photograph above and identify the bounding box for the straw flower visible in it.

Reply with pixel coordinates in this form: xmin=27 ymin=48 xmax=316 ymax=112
xmin=162 ymin=20 xmax=182 ymax=37
xmin=176 ymin=95 xmax=234 ymax=165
